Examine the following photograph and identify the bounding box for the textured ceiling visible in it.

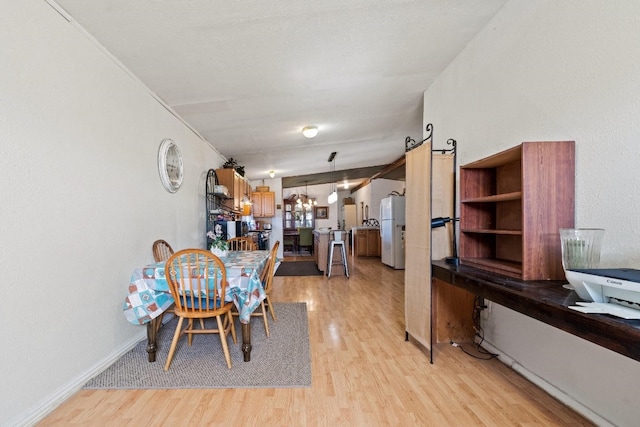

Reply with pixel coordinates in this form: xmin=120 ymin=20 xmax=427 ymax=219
xmin=53 ymin=0 xmax=506 ymax=186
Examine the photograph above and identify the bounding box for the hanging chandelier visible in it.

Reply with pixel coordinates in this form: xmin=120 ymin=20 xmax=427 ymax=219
xmin=296 ymin=182 xmax=317 ymax=209
xmin=327 ymin=151 xmax=338 ymax=204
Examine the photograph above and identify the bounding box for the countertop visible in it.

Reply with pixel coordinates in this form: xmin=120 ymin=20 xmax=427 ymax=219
xmin=313 ymin=229 xmax=354 ymax=235
xmin=313 ymin=227 xmax=379 ymax=235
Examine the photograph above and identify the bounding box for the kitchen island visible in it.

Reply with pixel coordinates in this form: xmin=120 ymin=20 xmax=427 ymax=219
xmin=313 ymin=229 xmax=349 ymax=274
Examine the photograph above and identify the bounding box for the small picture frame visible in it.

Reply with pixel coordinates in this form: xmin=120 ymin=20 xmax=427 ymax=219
xmin=315 ymin=206 xmax=328 ymax=219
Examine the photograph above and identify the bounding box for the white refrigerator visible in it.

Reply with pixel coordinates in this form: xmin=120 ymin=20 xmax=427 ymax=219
xmin=380 ymin=196 xmax=406 ymax=269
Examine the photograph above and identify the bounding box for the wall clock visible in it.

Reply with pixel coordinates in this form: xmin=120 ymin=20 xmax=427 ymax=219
xmin=157 ymin=139 xmax=183 ymax=193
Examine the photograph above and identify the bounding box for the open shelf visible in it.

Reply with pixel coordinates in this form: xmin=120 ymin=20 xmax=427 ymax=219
xmin=461 ymin=191 xmax=522 ymax=203
xmin=460 ymin=257 xmax=523 ymax=276
xmin=210 ymin=192 xmax=231 ymax=199
xmin=458 ymin=141 xmax=575 ymax=280
xmin=461 ymin=229 xmax=522 ymax=235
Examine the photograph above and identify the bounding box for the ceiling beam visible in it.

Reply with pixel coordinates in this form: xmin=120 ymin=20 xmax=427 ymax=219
xmin=351 ymin=154 xmax=406 ymax=193
xmin=282 ymin=165 xmax=386 ymax=188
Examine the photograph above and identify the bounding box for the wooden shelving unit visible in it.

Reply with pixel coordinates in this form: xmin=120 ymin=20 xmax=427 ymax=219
xmin=459 ymin=141 xmax=575 ymax=280
xmin=205 ymin=169 xmax=232 ymax=248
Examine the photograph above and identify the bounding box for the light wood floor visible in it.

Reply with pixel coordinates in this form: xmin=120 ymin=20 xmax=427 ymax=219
xmin=39 ymin=257 xmax=592 ymax=426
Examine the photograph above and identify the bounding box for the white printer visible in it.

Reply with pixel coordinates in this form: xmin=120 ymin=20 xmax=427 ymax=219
xmin=564 ymin=268 xmax=640 ymax=319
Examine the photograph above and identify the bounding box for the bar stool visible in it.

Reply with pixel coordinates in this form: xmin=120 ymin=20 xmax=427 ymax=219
xmin=327 ymin=230 xmax=349 ymax=278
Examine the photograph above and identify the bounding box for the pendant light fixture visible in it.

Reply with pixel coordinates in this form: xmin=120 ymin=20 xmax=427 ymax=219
xmin=296 ymin=181 xmax=317 ymax=210
xmin=327 ymin=151 xmax=338 ymax=204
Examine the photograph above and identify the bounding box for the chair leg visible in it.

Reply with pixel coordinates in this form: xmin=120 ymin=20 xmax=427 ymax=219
xmin=155 ymin=311 xmax=165 ymax=334
xmin=187 ymin=319 xmax=195 ymax=346
xmin=327 ymin=243 xmax=334 ymax=277
xmin=341 ymin=244 xmax=349 ymax=277
xmin=260 ymin=301 xmax=270 ymax=337
xmin=227 ymin=311 xmax=237 ymax=344
xmin=164 ymin=316 xmax=185 ymax=371
xmin=265 ymin=294 xmax=277 ymax=321
xmin=216 ymin=315 xmax=232 ymax=369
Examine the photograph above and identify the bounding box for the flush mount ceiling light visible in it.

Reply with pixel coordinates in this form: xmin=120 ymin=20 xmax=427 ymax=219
xmin=302 ymin=126 xmax=319 ymax=138
xmin=269 ymin=170 xmax=275 ymax=178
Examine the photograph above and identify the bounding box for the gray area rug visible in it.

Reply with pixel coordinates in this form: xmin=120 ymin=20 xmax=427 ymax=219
xmin=84 ymin=302 xmax=311 ymax=389
xmin=275 ymin=261 xmax=323 ymax=276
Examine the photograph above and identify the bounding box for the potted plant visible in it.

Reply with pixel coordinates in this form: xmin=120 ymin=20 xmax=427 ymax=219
xmin=207 ymin=231 xmax=228 ymax=257
xmin=222 ymin=158 xmax=244 ymax=176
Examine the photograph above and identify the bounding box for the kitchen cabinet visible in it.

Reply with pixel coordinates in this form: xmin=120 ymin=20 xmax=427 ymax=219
xmin=245 ymin=180 xmax=252 ymax=200
xmin=459 ymin=141 xmax=575 ymax=280
xmin=215 ymin=168 xmax=249 ymax=213
xmin=355 ymin=233 xmax=367 ymax=256
xmin=251 ymin=191 xmax=275 ymax=218
xmin=354 ymin=228 xmax=380 ymax=257
xmin=233 ymin=173 xmax=243 ymax=211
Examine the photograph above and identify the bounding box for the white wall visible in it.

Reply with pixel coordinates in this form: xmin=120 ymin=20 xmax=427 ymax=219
xmin=352 ymin=178 xmax=405 ymax=225
xmin=423 ymin=1 xmax=640 ymax=425
xmin=1 ymin=2 xmax=225 ymax=425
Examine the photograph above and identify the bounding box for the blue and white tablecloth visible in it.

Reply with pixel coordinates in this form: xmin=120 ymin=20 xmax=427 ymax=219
xmin=123 ymin=250 xmax=270 ymax=325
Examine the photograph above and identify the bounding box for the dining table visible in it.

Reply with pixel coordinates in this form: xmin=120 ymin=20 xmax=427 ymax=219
xmin=123 ymin=249 xmax=271 ymax=363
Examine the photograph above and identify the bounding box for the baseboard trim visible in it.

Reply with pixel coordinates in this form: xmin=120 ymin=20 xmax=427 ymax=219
xmin=480 ymin=340 xmax=613 ymax=427
xmin=16 ymin=329 xmax=147 ymax=427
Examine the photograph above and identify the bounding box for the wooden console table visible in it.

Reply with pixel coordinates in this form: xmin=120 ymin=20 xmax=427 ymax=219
xmin=431 ymin=260 xmax=640 ymax=362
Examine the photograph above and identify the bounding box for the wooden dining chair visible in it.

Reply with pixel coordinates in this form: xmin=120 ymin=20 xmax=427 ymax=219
xmin=163 ymin=249 xmax=237 ymax=371
xmin=152 ymin=239 xmax=174 ymax=262
xmin=297 ymin=227 xmax=314 ymax=254
xmin=262 ymin=240 xmax=280 ymax=324
xmin=282 ymin=234 xmax=296 ymax=254
xmin=152 ymin=239 xmax=177 ymax=322
xmin=227 ymin=236 xmax=257 ymax=251
xmin=232 ymin=240 xmax=280 ymax=337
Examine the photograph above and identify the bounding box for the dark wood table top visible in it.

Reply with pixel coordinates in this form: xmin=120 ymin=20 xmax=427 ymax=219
xmin=432 ymin=259 xmax=640 ymax=362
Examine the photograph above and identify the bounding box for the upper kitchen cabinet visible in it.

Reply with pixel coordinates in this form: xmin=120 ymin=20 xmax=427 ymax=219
xmin=215 ymin=168 xmax=250 ymax=214
xmin=459 ymin=141 xmax=575 ymax=280
xmin=252 ymin=191 xmax=275 ymax=218
xmin=244 ymin=180 xmax=252 ymax=200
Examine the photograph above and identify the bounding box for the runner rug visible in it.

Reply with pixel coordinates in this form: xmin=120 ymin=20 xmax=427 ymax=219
xmin=84 ymin=302 xmax=310 ymax=389
xmin=275 ymin=261 xmax=323 ymax=276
